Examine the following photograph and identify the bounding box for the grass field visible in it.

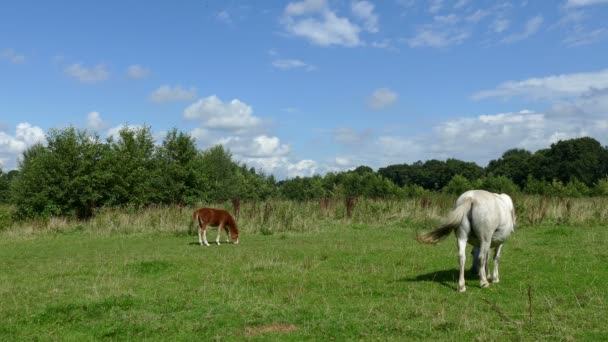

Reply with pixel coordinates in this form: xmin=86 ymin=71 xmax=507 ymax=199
xmin=1 ymin=219 xmax=607 ymax=340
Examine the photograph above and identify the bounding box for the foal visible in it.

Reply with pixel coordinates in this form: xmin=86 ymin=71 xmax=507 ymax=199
xmin=193 ymin=208 xmax=239 ymax=246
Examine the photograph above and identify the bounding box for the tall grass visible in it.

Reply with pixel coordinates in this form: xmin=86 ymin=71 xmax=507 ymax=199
xmin=2 ymin=194 xmax=608 ymax=237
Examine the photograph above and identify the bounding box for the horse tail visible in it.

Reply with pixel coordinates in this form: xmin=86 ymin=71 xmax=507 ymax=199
xmin=193 ymin=210 xmax=202 ymax=229
xmin=417 ymin=198 xmax=473 ymax=244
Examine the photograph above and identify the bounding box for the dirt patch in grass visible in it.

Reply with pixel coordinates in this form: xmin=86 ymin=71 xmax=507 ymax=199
xmin=245 ymin=323 xmax=298 ymax=336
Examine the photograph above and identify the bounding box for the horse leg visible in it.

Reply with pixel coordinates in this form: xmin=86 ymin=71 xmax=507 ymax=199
xmin=457 ymin=237 xmax=468 ymax=292
xmin=492 ymin=244 xmax=503 ymax=283
xmin=216 ymin=223 xmax=223 ymax=245
xmin=478 ymin=241 xmax=491 ymax=288
xmin=200 ymin=223 xmax=210 ymax=246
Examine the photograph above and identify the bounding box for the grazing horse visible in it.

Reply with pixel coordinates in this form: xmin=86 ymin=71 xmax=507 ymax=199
xmin=193 ymin=208 xmax=239 ymax=246
xmin=417 ymin=190 xmax=515 ymax=292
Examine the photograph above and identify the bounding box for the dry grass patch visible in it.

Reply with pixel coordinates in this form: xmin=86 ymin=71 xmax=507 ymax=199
xmin=245 ymin=323 xmax=298 ymax=336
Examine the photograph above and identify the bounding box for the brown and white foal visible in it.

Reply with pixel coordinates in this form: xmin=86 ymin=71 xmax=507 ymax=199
xmin=192 ymin=208 xmax=239 ymax=246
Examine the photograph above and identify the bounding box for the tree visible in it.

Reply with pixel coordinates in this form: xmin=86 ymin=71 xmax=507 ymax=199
xmin=199 ymin=145 xmax=239 ymax=202
xmin=104 ymin=126 xmax=156 ymax=207
xmin=542 ymin=137 xmax=608 ymax=186
xmin=486 ymin=149 xmax=532 ymax=188
xmin=153 ymin=128 xmax=204 ymax=205
xmin=12 ymin=127 xmax=106 ymax=219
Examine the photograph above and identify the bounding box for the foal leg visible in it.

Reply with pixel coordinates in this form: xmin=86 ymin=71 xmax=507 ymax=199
xmin=216 ymin=223 xmax=224 ymax=245
xmin=492 ymin=244 xmax=503 ymax=283
xmin=457 ymin=237 xmax=468 ymax=292
xmin=200 ymin=223 xmax=210 ymax=246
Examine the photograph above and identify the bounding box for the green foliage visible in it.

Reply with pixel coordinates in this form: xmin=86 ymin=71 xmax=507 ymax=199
xmin=378 ymin=158 xmax=483 ymax=190
xmin=592 ymin=177 xmax=608 ymax=196
xmin=280 ymin=175 xmax=326 ymax=201
xmin=486 ymin=149 xmax=532 ymax=188
xmin=476 ymin=174 xmax=520 ymax=195
xmin=153 ymin=128 xmax=204 ymax=205
xmin=442 ymin=175 xmax=474 ymax=195
xmin=12 ymin=128 xmax=106 ymax=219
xmin=0 ymin=169 xmax=11 ymax=204
xmin=103 ymin=126 xmax=156 ymax=207
xmin=200 ymin=145 xmax=239 ymax=202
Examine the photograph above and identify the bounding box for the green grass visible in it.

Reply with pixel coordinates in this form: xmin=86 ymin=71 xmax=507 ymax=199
xmin=1 ymin=223 xmax=607 ymax=340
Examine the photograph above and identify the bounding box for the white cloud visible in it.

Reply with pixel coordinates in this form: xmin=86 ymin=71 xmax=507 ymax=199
xmin=149 ymin=85 xmax=197 ymax=103
xmin=127 ymin=64 xmax=150 ymax=79
xmin=407 ymin=24 xmax=470 ymax=48
xmin=502 ymin=15 xmax=543 ymax=43
xmin=454 ymin=0 xmax=470 ymax=9
xmin=272 ymin=58 xmax=316 ymax=71
xmin=472 ymin=68 xmax=608 ymax=100
xmin=282 ymin=0 xmax=366 ymax=47
xmin=351 ymin=1 xmax=379 ymax=33
xmin=0 ymin=123 xmax=46 ymax=170
xmin=222 ymin=135 xmax=290 ymax=158
xmin=333 ymin=127 xmax=372 ymax=144
xmin=368 ymin=88 xmax=398 ymax=109
xmin=86 ymin=111 xmax=105 ymax=131
xmin=491 ymin=18 xmax=510 ymax=33
xmin=1 ymin=48 xmax=25 ymax=64
xmin=563 ymin=25 xmax=608 ymax=46
xmin=64 ymin=63 xmax=109 ymax=83
xmin=285 ymin=0 xmax=326 ymax=16
xmin=428 ymin=0 xmax=444 ymax=14
xmin=105 ymin=124 xmax=144 ymax=140
xmin=565 ymin=0 xmax=608 ymax=7
xmin=287 ymin=159 xmax=318 ymax=178
xmin=217 ymin=10 xmax=232 ymax=24
xmin=184 ymin=95 xmax=262 ymax=131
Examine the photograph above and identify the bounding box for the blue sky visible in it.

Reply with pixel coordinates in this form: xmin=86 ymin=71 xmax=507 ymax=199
xmin=1 ymin=0 xmax=608 ymax=178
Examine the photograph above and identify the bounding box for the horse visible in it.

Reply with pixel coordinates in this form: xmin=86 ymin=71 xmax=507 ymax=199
xmin=416 ymin=190 xmax=515 ymax=292
xmin=193 ymin=208 xmax=239 ymax=246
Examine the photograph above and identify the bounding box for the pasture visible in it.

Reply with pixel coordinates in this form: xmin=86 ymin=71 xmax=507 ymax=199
xmin=1 ymin=201 xmax=607 ymax=341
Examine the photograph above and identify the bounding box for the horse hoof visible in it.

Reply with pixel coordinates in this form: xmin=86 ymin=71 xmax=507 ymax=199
xmin=216 ymin=242 xmax=221 ymax=246
xmin=480 ymin=282 xmax=490 ymax=288
xmin=458 ymin=285 xmax=466 ymax=292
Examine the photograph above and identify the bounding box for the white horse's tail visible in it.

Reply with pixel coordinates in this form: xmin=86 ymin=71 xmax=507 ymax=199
xmin=417 ymin=198 xmax=473 ymax=244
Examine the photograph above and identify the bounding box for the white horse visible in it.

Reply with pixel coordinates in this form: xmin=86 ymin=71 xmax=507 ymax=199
xmin=417 ymin=190 xmax=515 ymax=292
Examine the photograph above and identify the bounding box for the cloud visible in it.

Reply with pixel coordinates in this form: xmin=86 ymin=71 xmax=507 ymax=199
xmin=86 ymin=111 xmax=106 ymax=131
xmin=281 ymin=0 xmax=364 ymax=47
xmin=563 ymin=25 xmax=608 ymax=46
xmin=272 ymin=58 xmax=316 ymax=71
xmin=565 ymin=0 xmax=608 ymax=7
xmin=491 ymin=18 xmax=510 ymax=33
xmin=126 ymin=64 xmax=150 ymax=79
xmin=0 ymin=48 xmax=25 ymax=64
xmin=184 ymin=95 xmax=262 ymax=131
xmin=105 ymin=124 xmax=145 ymax=140
xmin=217 ymin=10 xmax=232 ymax=24
xmin=64 ymin=63 xmax=109 ymax=83
xmin=472 ymin=68 xmax=608 ymax=100
xmin=407 ymin=16 xmax=471 ymax=48
xmin=368 ymin=88 xmax=398 ymax=109
xmin=333 ymin=127 xmax=373 ymax=144
xmin=502 ymin=15 xmax=543 ymax=43
xmin=428 ymin=0 xmax=444 ymax=14
xmin=0 ymin=123 xmax=46 ymax=170
xmin=149 ymin=85 xmax=197 ymax=103
xmin=285 ymin=0 xmax=326 ymax=16
xmin=351 ymin=1 xmax=379 ymax=33
xmin=287 ymin=159 xmax=318 ymax=177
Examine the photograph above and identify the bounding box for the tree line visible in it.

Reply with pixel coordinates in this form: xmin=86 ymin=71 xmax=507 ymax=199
xmin=1 ymin=126 xmax=607 ymax=220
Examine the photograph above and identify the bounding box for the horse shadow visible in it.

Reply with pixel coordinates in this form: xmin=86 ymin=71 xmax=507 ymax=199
xmin=399 ymin=268 xmax=479 ymax=290
xmin=188 ymin=241 xmax=236 ymax=246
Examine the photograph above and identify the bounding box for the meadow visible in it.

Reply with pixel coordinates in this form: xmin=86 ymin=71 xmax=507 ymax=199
xmin=1 ymin=196 xmax=607 ymax=340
